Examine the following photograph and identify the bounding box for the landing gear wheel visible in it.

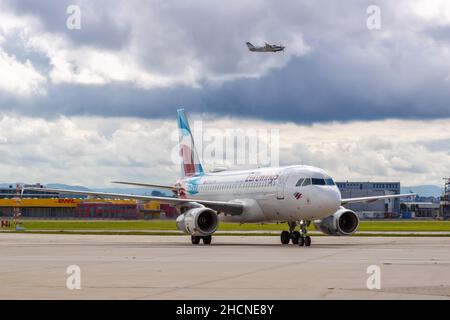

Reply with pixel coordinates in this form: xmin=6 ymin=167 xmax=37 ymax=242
xmin=191 ymin=236 xmax=201 ymax=245
xmin=280 ymin=231 xmax=290 ymax=244
xmin=291 ymin=231 xmax=300 ymax=244
xmin=304 ymin=236 xmax=311 ymax=247
xmin=298 ymin=236 xmax=305 ymax=247
xmin=203 ymin=235 xmax=212 ymax=245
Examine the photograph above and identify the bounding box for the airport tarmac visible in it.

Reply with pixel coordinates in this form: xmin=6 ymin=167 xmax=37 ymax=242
xmin=1 ymin=233 xmax=450 ymax=299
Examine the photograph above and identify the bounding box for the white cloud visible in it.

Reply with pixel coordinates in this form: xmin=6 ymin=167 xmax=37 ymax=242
xmin=409 ymin=0 xmax=450 ymax=24
xmin=24 ymin=32 xmax=192 ymax=88
xmin=0 ymin=48 xmax=46 ymax=96
xmin=0 ymin=114 xmax=448 ymax=188
xmin=0 ymin=9 xmax=47 ymax=96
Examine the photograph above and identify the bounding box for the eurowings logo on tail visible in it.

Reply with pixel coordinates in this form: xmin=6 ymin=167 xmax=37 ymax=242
xmin=177 ymin=108 xmax=205 ymax=178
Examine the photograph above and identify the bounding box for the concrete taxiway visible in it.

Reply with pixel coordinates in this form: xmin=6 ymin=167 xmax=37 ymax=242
xmin=1 ymin=233 xmax=450 ymax=299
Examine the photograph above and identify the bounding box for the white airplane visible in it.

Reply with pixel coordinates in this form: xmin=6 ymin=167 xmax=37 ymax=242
xmin=246 ymin=42 xmax=285 ymax=52
xmin=26 ymin=109 xmax=415 ymax=246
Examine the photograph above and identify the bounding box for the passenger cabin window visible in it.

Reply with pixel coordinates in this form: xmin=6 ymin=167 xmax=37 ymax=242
xmin=296 ymin=178 xmax=304 ymax=186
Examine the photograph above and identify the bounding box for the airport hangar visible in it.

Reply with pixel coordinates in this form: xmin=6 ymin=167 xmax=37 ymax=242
xmin=0 ymin=181 xmax=445 ymax=220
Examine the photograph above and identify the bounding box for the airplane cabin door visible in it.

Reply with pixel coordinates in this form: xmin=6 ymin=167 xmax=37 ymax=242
xmin=276 ymin=173 xmax=288 ymax=200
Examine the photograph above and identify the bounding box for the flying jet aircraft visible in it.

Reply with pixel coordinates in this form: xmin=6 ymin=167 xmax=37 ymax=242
xmin=26 ymin=109 xmax=414 ymax=246
xmin=246 ymin=42 xmax=285 ymax=52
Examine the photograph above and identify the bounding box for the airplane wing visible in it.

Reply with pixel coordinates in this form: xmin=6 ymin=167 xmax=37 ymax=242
xmin=341 ymin=193 xmax=416 ymax=205
xmin=25 ymin=187 xmax=243 ymax=215
xmin=111 ymin=181 xmax=178 ymax=190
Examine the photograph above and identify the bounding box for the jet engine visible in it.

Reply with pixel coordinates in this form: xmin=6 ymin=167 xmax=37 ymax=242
xmin=313 ymin=206 xmax=359 ymax=236
xmin=176 ymin=206 xmax=219 ymax=236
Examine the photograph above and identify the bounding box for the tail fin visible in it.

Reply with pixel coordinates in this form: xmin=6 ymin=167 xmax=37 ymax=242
xmin=177 ymin=108 xmax=205 ymax=178
xmin=246 ymin=42 xmax=255 ymax=50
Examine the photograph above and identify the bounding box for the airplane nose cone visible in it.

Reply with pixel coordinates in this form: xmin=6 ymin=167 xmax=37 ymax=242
xmin=332 ymin=187 xmax=341 ymax=207
xmin=315 ymin=186 xmax=341 ymax=215
xmin=331 ymin=187 xmax=342 ymax=210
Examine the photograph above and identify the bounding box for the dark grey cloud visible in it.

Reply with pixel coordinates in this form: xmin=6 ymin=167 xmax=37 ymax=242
xmin=4 ymin=0 xmax=130 ymax=50
xmin=1 ymin=0 xmax=450 ymax=123
xmin=426 ymin=25 xmax=450 ymax=44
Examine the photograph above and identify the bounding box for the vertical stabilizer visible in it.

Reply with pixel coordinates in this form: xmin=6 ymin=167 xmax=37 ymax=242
xmin=246 ymin=42 xmax=256 ymax=50
xmin=177 ymin=108 xmax=205 ymax=178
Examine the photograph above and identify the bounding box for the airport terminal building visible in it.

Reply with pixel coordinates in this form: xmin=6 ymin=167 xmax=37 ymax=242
xmin=440 ymin=178 xmax=450 ymax=219
xmin=336 ymin=181 xmax=401 ymax=218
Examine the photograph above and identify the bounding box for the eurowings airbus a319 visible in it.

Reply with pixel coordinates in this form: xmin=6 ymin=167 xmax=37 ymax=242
xmin=27 ymin=109 xmax=415 ymax=246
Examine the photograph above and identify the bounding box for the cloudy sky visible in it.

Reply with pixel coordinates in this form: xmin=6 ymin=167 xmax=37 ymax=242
xmin=0 ymin=0 xmax=449 ymax=188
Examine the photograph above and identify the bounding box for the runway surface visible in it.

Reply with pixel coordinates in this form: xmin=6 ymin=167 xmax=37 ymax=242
xmin=1 ymin=233 xmax=450 ymax=299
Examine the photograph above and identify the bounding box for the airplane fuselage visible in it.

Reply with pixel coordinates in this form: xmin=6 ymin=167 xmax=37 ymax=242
xmin=250 ymin=47 xmax=284 ymax=52
xmin=176 ymin=165 xmax=341 ymax=223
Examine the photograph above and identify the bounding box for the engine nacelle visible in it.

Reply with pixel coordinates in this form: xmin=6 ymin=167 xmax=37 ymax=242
xmin=176 ymin=207 xmax=219 ymax=236
xmin=314 ymin=207 xmax=359 ymax=236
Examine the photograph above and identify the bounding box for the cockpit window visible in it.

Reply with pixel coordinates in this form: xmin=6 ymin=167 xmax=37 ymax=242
xmin=302 ymin=178 xmax=311 ymax=186
xmin=299 ymin=177 xmax=334 ymax=186
xmin=311 ymin=178 xmax=326 ymax=185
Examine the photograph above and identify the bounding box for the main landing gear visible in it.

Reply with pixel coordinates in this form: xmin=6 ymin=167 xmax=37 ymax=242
xmin=191 ymin=235 xmax=212 ymax=245
xmin=280 ymin=221 xmax=311 ymax=247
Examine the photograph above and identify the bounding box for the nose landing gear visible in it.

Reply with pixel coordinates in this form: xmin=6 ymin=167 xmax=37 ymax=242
xmin=280 ymin=221 xmax=312 ymax=247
